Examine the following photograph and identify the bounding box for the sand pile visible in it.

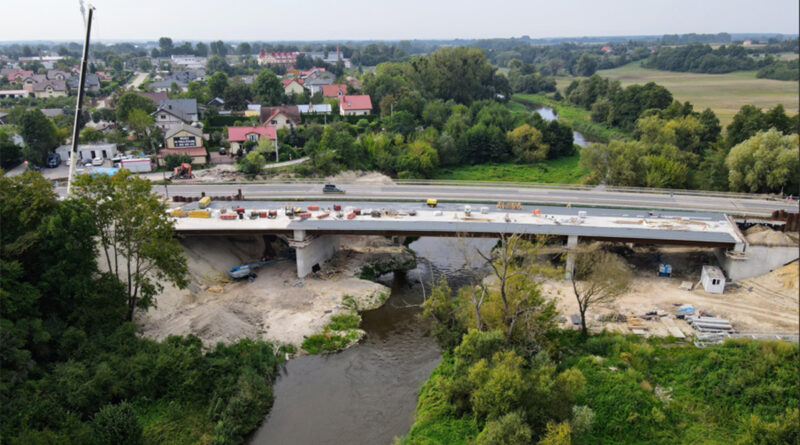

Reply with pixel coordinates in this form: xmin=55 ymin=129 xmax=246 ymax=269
xmin=137 ymin=235 xmax=411 ymax=349
xmin=745 ymin=225 xmax=798 ymax=246
xmin=326 ymin=170 xmax=393 ymax=184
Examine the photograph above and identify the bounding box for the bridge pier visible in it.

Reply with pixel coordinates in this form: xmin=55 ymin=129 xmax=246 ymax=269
xmin=564 ymin=235 xmax=579 ymax=280
xmin=290 ymin=230 xmax=340 ymax=278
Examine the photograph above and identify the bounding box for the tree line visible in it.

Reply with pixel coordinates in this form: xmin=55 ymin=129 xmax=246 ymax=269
xmin=0 ymin=171 xmax=288 ymax=444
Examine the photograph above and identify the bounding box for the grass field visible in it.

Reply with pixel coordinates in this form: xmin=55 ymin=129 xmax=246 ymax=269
xmin=433 ymin=154 xmax=588 ymax=184
xmin=555 ymin=61 xmax=799 ymax=127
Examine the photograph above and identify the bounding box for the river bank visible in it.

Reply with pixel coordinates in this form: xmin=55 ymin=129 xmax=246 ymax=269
xmin=512 ymin=93 xmax=630 ymax=142
xmin=137 ymin=235 xmax=416 ymax=350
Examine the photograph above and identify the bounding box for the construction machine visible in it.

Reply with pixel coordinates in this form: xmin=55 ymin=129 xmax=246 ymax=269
xmin=171 ymin=163 xmax=193 ymax=180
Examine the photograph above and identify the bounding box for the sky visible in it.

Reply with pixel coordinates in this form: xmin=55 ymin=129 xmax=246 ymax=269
xmin=1 ymin=0 xmax=798 ymax=42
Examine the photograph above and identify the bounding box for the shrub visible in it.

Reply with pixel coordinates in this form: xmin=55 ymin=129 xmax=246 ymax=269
xmin=163 ymin=153 xmax=192 ymax=170
xmin=91 ymin=402 xmax=143 ymax=445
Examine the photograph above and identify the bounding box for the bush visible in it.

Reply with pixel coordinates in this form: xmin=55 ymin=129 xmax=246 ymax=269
xmin=91 ymin=402 xmax=143 ymax=445
xmin=163 ymin=153 xmax=192 ymax=170
xmin=237 ymin=151 xmax=266 ymax=176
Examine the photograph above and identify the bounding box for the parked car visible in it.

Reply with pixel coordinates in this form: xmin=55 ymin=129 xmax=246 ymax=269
xmin=218 ymin=147 xmax=227 ymax=155
xmin=322 ymin=184 xmax=344 ymax=194
xmin=46 ymin=153 xmax=61 ymax=168
xmin=92 ymin=157 xmax=104 ymax=166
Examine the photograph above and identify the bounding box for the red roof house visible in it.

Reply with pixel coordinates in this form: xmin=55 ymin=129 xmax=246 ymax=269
xmin=338 ymin=95 xmax=373 ymax=116
xmin=227 ymin=125 xmax=278 ymax=152
xmin=321 ymin=84 xmax=348 ymax=98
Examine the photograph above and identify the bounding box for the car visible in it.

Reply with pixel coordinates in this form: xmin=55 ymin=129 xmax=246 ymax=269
xmin=46 ymin=153 xmax=61 ymax=168
xmin=218 ymin=147 xmax=227 ymax=155
xmin=92 ymin=157 xmax=104 ymax=166
xmin=27 ymin=163 xmax=43 ymax=172
xmin=322 ymin=184 xmax=344 ymax=194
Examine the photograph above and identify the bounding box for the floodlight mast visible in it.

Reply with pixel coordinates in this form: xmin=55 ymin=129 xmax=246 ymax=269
xmin=66 ymin=3 xmax=95 ymax=196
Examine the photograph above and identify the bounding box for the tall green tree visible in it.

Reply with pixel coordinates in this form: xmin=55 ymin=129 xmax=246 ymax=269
xmin=73 ymin=170 xmax=188 ymax=320
xmin=207 ymin=71 xmax=229 ymax=99
xmin=20 ymin=109 xmax=59 ymax=165
xmin=725 ymin=129 xmax=799 ymax=193
xmin=0 ymin=128 xmax=23 ymax=169
xmin=253 ymin=69 xmax=283 ymax=105
xmin=115 ymin=92 xmax=156 ymax=123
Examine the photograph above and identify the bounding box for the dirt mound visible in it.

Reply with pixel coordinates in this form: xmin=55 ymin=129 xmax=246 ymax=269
xmin=327 ymin=170 xmax=393 ymax=183
xmin=745 ymin=225 xmax=798 ymax=246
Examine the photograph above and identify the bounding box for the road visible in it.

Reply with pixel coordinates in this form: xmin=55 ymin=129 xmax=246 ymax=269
xmin=127 ymin=72 xmax=148 ymax=90
xmin=60 ymin=181 xmax=797 ymax=217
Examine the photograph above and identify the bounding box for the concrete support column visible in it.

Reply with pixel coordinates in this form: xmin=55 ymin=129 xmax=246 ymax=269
xmin=293 ymin=233 xmax=340 ymax=278
xmin=565 ymin=235 xmax=579 ymax=280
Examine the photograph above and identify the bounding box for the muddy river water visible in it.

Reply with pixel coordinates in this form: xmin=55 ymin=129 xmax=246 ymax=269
xmin=248 ymin=237 xmax=496 ymax=445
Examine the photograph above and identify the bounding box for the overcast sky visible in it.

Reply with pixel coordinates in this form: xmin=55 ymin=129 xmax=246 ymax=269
xmin=1 ymin=0 xmax=797 ymax=42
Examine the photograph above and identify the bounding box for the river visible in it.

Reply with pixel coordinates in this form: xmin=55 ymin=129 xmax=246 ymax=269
xmin=530 ymin=105 xmax=592 ymax=147
xmin=249 ymin=237 xmax=497 ymax=445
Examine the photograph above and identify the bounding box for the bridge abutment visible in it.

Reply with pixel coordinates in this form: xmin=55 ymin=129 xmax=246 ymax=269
xmin=564 ymin=235 xmax=579 ymax=279
xmin=290 ymin=230 xmax=340 ymax=278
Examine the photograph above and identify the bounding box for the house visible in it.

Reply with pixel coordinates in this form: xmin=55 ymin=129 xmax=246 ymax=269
xmin=303 ymin=70 xmax=335 ymax=95
xmin=170 ymin=55 xmax=208 ymax=69
xmin=305 ymin=46 xmax=351 ymax=68
xmin=321 ymin=84 xmax=348 ymax=98
xmin=137 ymin=91 xmax=169 ymax=104
xmin=297 ymin=103 xmax=332 ymax=115
xmin=259 ymin=105 xmax=300 ymax=129
xmin=47 ymin=70 xmax=71 ymax=81
xmin=0 ymin=89 xmax=30 ymax=99
xmin=152 ymin=99 xmax=198 ymax=133
xmin=206 ymin=97 xmax=225 ymax=108
xmin=244 ymin=104 xmax=261 ymax=118
xmin=226 ymin=125 xmax=277 ymax=152
xmin=67 ymin=74 xmax=100 ymax=91
xmin=95 ymin=71 xmax=113 ymax=81
xmin=601 ymin=45 xmax=612 ymax=53
xmin=6 ymin=70 xmax=33 ymax=82
xmin=21 ymin=74 xmax=46 ymax=91
xmin=339 ymin=95 xmax=372 ymax=116
xmin=170 ymin=69 xmax=206 ymax=83
xmin=149 ymin=79 xmax=188 ymax=92
xmin=257 ymin=50 xmax=297 ymax=67
xmin=56 ymin=143 xmax=118 ymax=164
xmin=700 ymin=266 xmax=726 ymax=294
xmin=282 ymin=78 xmax=305 ymax=95
xmin=158 ymin=124 xmax=207 ymax=166
xmin=33 ymin=79 xmax=68 ymax=98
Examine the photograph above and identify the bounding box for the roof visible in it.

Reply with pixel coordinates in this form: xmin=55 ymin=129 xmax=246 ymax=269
xmin=282 ymin=78 xmax=304 ymax=88
xmin=150 ymin=79 xmax=188 ymax=88
xmin=165 ymin=123 xmax=203 ymax=139
xmin=159 ymin=98 xmax=198 ymax=116
xmin=702 ymin=265 xmax=725 ymax=279
xmin=32 ymin=79 xmax=67 ymax=92
xmin=321 ymin=84 xmax=348 ymax=97
xmin=6 ymin=70 xmax=33 ymax=81
xmin=66 ymin=74 xmax=99 ymax=89
xmin=297 ymin=103 xmax=332 ymax=114
xmin=157 ymin=147 xmax=208 ymax=158
xmin=139 ymin=91 xmax=169 ymax=103
xmin=40 ymin=108 xmax=63 ymax=117
xmin=259 ymin=105 xmax=300 ymax=125
xmin=227 ymin=125 xmax=277 ymax=142
xmin=339 ymin=95 xmax=373 ymax=111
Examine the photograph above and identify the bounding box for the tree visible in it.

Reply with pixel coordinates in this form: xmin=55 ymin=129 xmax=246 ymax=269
xmin=223 ymin=82 xmax=253 ymax=111
xmin=507 ymin=124 xmax=549 ymax=163
xmin=194 ymin=42 xmax=208 ymax=57
xmin=126 ymin=109 xmax=154 ymax=140
xmin=0 ymin=128 xmax=23 ymax=169
xmin=20 ymin=109 xmax=59 ymax=165
xmin=207 ymin=72 xmax=229 ymax=99
xmin=90 ymin=402 xmax=143 ymax=445
xmin=236 ymin=42 xmax=252 ymax=56
xmin=163 ymin=153 xmax=192 ymax=170
xmin=396 ymin=140 xmax=439 ymax=178
xmin=575 ymin=53 xmax=598 ymax=76
xmin=386 ymin=110 xmax=417 ymax=137
xmin=158 ymin=37 xmax=173 ymax=55
xmin=476 ymin=411 xmax=531 ymax=445
xmin=92 ymin=108 xmax=116 ymax=123
xmin=238 ymin=150 xmax=266 ymax=176
xmin=79 ymin=127 xmax=105 ymax=144
xmin=725 ymin=129 xmax=799 ymax=194
xmin=253 ymin=70 xmax=282 ymax=105
xmin=764 ymin=104 xmax=794 ymax=135
xmin=210 ymin=40 xmax=228 ymax=57
xmin=726 ymin=105 xmax=766 ymax=147
xmin=570 ymin=248 xmax=632 ymax=336
xmin=206 ymin=55 xmax=230 ymax=75
xmin=137 ymin=58 xmax=152 ymax=72
xmin=116 ymin=92 xmax=156 ymax=123
xmin=73 ymin=170 xmax=188 ymax=320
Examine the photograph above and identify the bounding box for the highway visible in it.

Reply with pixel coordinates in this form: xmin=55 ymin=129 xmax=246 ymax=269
xmin=125 ymin=181 xmax=799 ymax=217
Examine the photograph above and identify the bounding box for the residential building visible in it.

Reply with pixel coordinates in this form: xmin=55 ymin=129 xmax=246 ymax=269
xmin=138 ymin=91 xmax=169 ymax=104
xmin=206 ymin=97 xmax=225 ymax=108
xmin=257 ymin=50 xmax=298 ymax=67
xmin=170 ymin=55 xmax=208 ymax=69
xmin=21 ymin=74 xmax=46 ymax=91
xmin=304 ymin=70 xmax=336 ymax=95
xmin=321 ymin=84 xmax=348 ymax=98
xmin=226 ymin=125 xmax=277 ymax=152
xmin=158 ymin=124 xmax=207 ymax=166
xmin=0 ymin=90 xmax=30 ymax=99
xmin=40 ymin=108 xmax=64 ymax=118
xmin=282 ymin=78 xmax=306 ymax=95
xmin=6 ymin=70 xmax=33 ymax=82
xmin=152 ymin=99 xmax=198 ymax=133
xmin=259 ymin=105 xmax=300 ymax=129
xmin=55 ymin=143 xmax=118 ymax=164
xmin=46 ymin=70 xmax=71 ymax=81
xmin=67 ymin=74 xmax=100 ymax=91
xmin=149 ymin=79 xmax=188 ymax=92
xmin=33 ymin=79 xmax=68 ymax=98
xmin=297 ymin=103 xmax=332 ymax=115
xmin=339 ymin=94 xmax=373 ymax=116
xmin=306 ymin=46 xmax=351 ymax=68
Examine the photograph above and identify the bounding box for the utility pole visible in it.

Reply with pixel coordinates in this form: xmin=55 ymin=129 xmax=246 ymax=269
xmin=66 ymin=3 xmax=95 ymax=197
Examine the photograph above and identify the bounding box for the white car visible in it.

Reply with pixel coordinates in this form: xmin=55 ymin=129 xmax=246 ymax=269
xmin=92 ymin=157 xmax=104 ymax=166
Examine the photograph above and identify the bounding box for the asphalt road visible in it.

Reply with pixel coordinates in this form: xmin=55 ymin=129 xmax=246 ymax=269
xmin=58 ymin=181 xmax=797 ymax=217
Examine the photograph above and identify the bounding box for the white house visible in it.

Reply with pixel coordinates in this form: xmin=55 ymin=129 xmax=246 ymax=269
xmin=339 ymin=94 xmax=373 ymax=116
xmin=56 ymin=143 xmax=118 ymax=164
